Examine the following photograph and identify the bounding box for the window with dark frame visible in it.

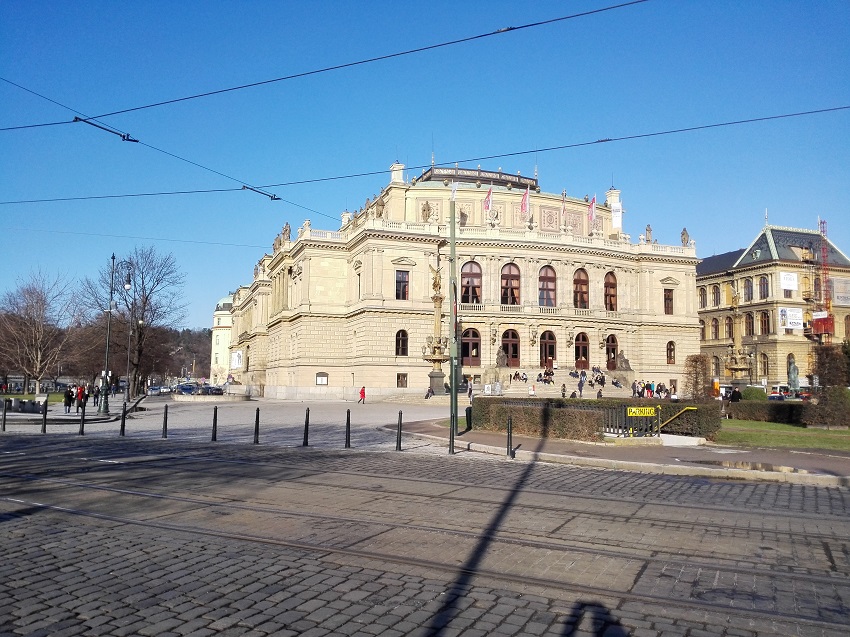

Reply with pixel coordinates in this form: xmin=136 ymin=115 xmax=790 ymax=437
xmin=538 ymin=266 xmax=556 ymax=307
xmin=500 ymin=264 xmax=521 ymax=305
xmin=396 ymin=373 xmax=408 ymax=388
xmin=664 ymin=289 xmax=673 ymax=315
xmin=604 ymin=272 xmax=617 ymax=311
xmin=573 ymin=269 xmax=589 ymax=309
xmin=666 ymin=341 xmax=675 ymax=364
xmin=461 ymin=261 xmax=482 ymax=304
xmin=395 ymin=330 xmax=408 ymax=356
xmin=395 ymin=270 xmax=409 ymax=300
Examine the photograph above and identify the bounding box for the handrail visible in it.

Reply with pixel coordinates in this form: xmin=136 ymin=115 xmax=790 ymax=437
xmin=660 ymin=406 xmax=697 ymax=429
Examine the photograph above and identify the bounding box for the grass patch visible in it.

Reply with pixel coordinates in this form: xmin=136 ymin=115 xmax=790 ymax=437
xmin=716 ymin=419 xmax=850 ymax=452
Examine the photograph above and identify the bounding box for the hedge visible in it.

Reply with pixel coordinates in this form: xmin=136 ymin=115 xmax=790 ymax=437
xmin=472 ymin=397 xmax=722 ymax=440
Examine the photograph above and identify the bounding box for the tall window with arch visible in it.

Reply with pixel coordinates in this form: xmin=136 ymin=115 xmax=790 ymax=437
xmin=605 ymin=334 xmax=618 ymax=371
xmin=699 ymin=320 xmax=706 ymax=341
xmin=712 ymin=356 xmax=721 ymax=377
xmin=574 ymin=332 xmax=589 ymax=370
xmin=724 ymin=316 xmax=733 ymax=339
xmin=759 ymin=311 xmax=771 ymax=335
xmin=395 ymin=330 xmax=408 ymax=356
xmin=461 ymin=328 xmax=480 ymax=367
xmin=666 ymin=341 xmax=675 ymax=364
xmin=538 ymin=266 xmax=556 ymax=307
xmin=711 ymin=318 xmax=719 ymax=340
xmin=573 ymin=269 xmax=589 ymax=309
xmin=461 ymin=261 xmax=482 ymax=304
xmin=759 ymin=352 xmax=769 ymax=377
xmin=539 ymin=330 xmax=556 ymax=368
xmin=501 ymin=329 xmax=520 ymax=367
xmin=712 ymin=285 xmax=721 ymax=306
xmin=604 ymin=272 xmax=617 ymax=311
xmin=698 ymin=287 xmax=707 ymax=309
xmin=758 ymin=276 xmax=769 ymax=300
xmin=743 ymin=278 xmax=753 ymax=302
xmin=500 ymin=264 xmax=521 ymax=305
xmin=745 ymin=312 xmax=755 ymax=336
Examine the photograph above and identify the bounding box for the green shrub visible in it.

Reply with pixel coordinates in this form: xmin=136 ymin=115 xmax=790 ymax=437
xmin=742 ymin=387 xmax=767 ymax=401
xmin=802 ymin=387 xmax=850 ymax=429
xmin=725 ymin=400 xmax=810 ymax=425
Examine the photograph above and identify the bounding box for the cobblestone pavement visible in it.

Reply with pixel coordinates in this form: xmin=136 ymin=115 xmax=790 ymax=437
xmin=2 ymin=416 xmax=849 ymax=637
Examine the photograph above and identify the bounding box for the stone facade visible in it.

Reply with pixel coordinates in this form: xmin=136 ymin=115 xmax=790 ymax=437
xmin=209 ymin=294 xmax=233 ymax=385
xmin=226 ymin=163 xmax=701 ymax=399
xmin=696 ymin=225 xmax=850 ymax=390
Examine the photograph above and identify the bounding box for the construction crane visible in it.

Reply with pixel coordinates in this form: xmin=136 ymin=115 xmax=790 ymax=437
xmin=812 ymin=219 xmax=834 ymax=345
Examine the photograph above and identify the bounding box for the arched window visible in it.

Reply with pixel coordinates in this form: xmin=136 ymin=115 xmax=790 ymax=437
xmin=501 ymin=329 xmax=520 ymax=367
xmin=539 ymin=330 xmax=556 ymax=367
xmin=699 ymin=320 xmax=706 ymax=341
xmin=461 ymin=328 xmax=480 ymax=366
xmin=743 ymin=278 xmax=753 ymax=302
xmin=461 ymin=261 xmax=482 ymax=304
xmin=711 ymin=318 xmax=719 ymax=340
xmin=712 ymin=285 xmax=721 ymax=306
xmin=759 ymin=352 xmax=769 ymax=377
xmin=395 ymin=330 xmax=408 ymax=356
xmin=215 ymin=334 xmax=220 ymax=345
xmin=605 ymin=334 xmax=618 ymax=371
xmin=604 ymin=272 xmax=617 ymax=311
xmin=745 ymin=312 xmax=755 ymax=336
xmin=758 ymin=276 xmax=769 ymax=300
xmin=760 ymin=311 xmax=771 ymax=335
xmin=845 ymin=315 xmax=850 ymax=340
xmin=666 ymin=341 xmax=676 ymax=365
xmin=814 ymin=276 xmax=822 ymax=300
xmin=574 ymin=332 xmax=589 ymax=369
xmin=500 ymin=264 xmax=521 ymax=305
xmin=712 ymin=356 xmax=721 ymax=377
xmin=573 ymin=269 xmax=589 ymax=309
xmin=724 ymin=316 xmax=733 ymax=339
xmin=698 ymin=287 xmax=707 ymax=309
xmin=538 ymin=266 xmax=556 ymax=307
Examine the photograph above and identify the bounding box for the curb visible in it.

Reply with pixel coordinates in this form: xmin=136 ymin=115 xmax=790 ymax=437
xmin=401 ymin=429 xmax=850 ymax=487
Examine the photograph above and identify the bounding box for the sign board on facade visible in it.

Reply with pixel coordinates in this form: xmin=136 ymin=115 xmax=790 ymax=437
xmin=778 ymin=307 xmax=804 ymax=329
xmin=611 ymin=202 xmax=622 ymax=229
xmin=833 ymin=277 xmax=850 ymax=306
xmin=812 ymin=310 xmax=828 ymax=319
xmin=779 ymin=272 xmax=798 ymax=290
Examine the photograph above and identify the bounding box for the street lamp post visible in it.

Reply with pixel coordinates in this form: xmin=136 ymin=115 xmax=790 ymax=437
xmin=98 ymin=254 xmax=117 ymax=415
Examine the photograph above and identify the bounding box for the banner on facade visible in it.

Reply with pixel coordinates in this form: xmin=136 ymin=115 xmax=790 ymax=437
xmin=833 ymin=277 xmax=850 ymax=306
xmin=778 ymin=307 xmax=803 ymax=329
xmin=611 ymin=202 xmax=622 ymax=229
xmin=779 ymin=272 xmax=798 ymax=290
xmin=230 ymin=350 xmax=243 ymax=369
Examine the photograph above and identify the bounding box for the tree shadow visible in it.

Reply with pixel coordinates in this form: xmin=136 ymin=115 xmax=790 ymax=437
xmin=560 ymin=600 xmax=628 ymax=636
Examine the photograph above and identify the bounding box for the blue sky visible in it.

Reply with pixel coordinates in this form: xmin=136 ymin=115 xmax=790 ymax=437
xmin=2 ymin=0 xmax=848 ymax=329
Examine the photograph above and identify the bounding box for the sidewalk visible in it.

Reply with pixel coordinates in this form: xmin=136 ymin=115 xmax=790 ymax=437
xmin=397 ymin=420 xmax=850 ymax=487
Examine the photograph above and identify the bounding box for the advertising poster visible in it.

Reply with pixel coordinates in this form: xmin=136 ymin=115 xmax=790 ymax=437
xmin=779 ymin=272 xmax=798 ymax=290
xmin=833 ymin=277 xmax=850 ymax=306
xmin=779 ymin=307 xmax=804 ymax=329
xmin=230 ymin=350 xmax=243 ymax=370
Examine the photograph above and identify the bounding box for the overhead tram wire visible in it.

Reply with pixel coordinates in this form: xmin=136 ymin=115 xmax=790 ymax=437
xmin=0 ymin=1 xmax=649 ymax=132
xmin=2 ymin=104 xmax=848 ymax=208
xmin=0 ymin=227 xmax=268 ymax=249
xmin=2 ymin=79 xmax=283 ymax=202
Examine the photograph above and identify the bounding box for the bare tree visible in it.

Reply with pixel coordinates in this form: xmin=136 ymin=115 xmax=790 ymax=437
xmin=82 ymin=246 xmax=186 ymax=397
xmin=0 ymin=271 xmax=78 ymax=392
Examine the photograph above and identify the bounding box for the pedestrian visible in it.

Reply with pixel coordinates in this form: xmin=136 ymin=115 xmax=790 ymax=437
xmin=75 ymin=385 xmax=85 ymax=413
xmin=596 ymin=388 xmax=603 ymax=399
xmin=63 ymin=387 xmax=74 ymax=414
xmin=467 ymin=383 xmax=473 ymax=404
xmin=561 ymin=383 xmax=566 ymax=398
xmin=93 ymin=385 xmax=100 ymax=407
xmin=578 ymin=378 xmax=584 ymax=398
xmin=730 ymin=387 xmax=742 ymax=403
xmin=358 ymin=386 xmax=366 ymax=404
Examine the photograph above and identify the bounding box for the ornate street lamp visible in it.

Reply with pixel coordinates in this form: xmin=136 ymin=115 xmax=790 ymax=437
xmin=98 ymin=254 xmax=117 ymax=415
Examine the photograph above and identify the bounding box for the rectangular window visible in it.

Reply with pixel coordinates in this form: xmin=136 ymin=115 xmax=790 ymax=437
xmin=784 ymin=289 xmax=792 ymax=299
xmin=396 ymin=373 xmax=408 ymax=388
xmin=395 ymin=271 xmax=409 ymax=300
xmin=663 ymin=289 xmax=673 ymax=315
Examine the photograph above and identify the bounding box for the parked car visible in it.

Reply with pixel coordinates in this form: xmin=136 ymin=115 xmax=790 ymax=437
xmin=175 ymin=384 xmax=197 ymax=395
xmin=159 ymin=386 xmax=172 ymax=394
xmin=767 ymin=393 xmax=785 ymax=401
xmin=208 ymin=386 xmax=224 ymax=395
xmin=147 ymin=386 xmax=161 ymax=396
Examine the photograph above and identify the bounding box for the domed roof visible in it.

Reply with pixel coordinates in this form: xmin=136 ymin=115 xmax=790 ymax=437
xmin=215 ymin=294 xmax=233 ymax=312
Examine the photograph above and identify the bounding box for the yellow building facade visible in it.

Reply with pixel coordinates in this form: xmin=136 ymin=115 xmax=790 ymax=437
xmin=696 ymin=225 xmax=850 ymax=390
xmin=227 ymin=163 xmax=700 ymax=399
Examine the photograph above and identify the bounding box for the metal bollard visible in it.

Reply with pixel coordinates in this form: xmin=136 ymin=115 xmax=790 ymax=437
xmin=465 ymin=406 xmax=472 ymax=432
xmin=1 ymin=399 xmax=7 ymax=432
xmin=211 ymin=406 xmax=218 ymax=441
xmin=79 ymin=405 xmax=86 ymax=436
xmin=507 ymin=415 xmax=513 ymax=459
xmin=449 ymin=409 xmax=455 ymax=455
xmin=41 ymin=398 xmax=47 ymax=434
xmin=395 ymin=410 xmax=403 ymax=451
xmin=162 ymin=404 xmax=168 ymax=438
xmin=120 ymin=402 xmax=127 ymax=437
xmin=302 ymin=408 xmax=309 ymax=446
xmin=254 ymin=407 xmax=260 ymax=444
xmin=345 ymin=409 xmax=351 ymax=448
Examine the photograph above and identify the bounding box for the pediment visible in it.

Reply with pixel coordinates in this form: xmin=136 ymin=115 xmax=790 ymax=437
xmin=659 ymin=276 xmax=681 ymax=286
xmin=391 ymin=256 xmax=417 ymax=266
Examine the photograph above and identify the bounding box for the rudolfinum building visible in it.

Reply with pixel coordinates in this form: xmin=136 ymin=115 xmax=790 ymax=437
xmin=223 ymin=163 xmax=700 ymax=399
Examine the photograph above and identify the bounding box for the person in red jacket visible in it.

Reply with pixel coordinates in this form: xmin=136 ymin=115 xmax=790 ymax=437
xmin=358 ymin=386 xmax=366 ymax=404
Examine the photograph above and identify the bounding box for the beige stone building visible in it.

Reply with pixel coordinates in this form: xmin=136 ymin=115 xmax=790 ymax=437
xmin=696 ymin=224 xmax=850 ymax=391
xmin=209 ymin=294 xmax=233 ymax=385
xmin=226 ymin=163 xmax=700 ymax=399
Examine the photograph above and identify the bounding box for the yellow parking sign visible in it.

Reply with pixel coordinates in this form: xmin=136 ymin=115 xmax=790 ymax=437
xmin=627 ymin=406 xmax=656 ymax=417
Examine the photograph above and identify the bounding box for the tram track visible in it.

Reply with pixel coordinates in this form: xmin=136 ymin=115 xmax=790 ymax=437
xmin=1 ymin=491 xmax=848 ymax=633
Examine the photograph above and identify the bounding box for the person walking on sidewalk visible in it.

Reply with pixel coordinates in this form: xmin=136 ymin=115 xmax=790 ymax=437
xmin=63 ymin=387 xmax=74 ymax=414
xmin=358 ymin=386 xmax=366 ymax=404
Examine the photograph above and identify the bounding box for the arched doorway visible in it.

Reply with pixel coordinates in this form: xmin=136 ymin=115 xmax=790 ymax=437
xmin=574 ymin=332 xmax=589 ymax=370
xmin=461 ymin=329 xmax=481 ymax=367
xmin=539 ymin=331 xmax=556 ymax=368
xmin=501 ymin=330 xmax=520 ymax=367
xmin=605 ymin=334 xmax=618 ymax=371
